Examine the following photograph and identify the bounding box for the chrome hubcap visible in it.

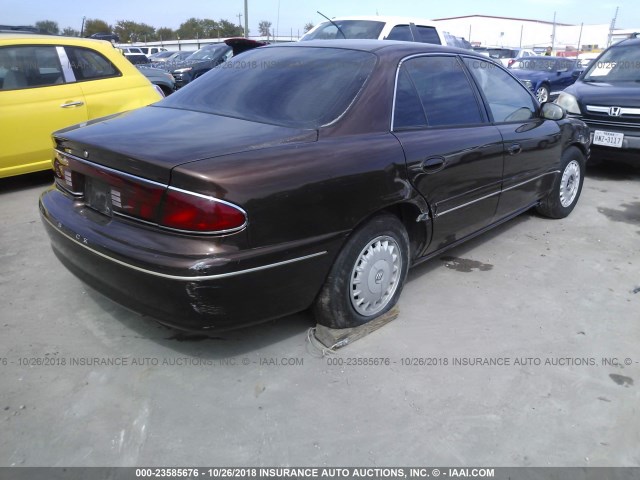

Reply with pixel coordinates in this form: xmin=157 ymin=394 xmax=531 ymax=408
xmin=559 ymin=160 xmax=580 ymax=207
xmin=536 ymin=87 xmax=548 ymax=103
xmin=350 ymin=236 xmax=402 ymax=317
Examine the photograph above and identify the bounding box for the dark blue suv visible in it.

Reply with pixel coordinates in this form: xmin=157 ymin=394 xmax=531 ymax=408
xmin=509 ymin=57 xmax=583 ymax=103
xmin=556 ymin=35 xmax=640 ymax=162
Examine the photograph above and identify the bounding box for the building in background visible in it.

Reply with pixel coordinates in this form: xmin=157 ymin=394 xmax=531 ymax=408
xmin=433 ymin=14 xmax=636 ymax=54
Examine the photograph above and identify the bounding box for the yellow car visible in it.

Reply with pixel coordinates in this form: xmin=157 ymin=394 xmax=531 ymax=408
xmin=0 ymin=34 xmax=162 ymax=178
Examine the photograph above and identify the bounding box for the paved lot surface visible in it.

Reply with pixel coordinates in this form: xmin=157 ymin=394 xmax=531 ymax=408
xmin=1 ymin=162 xmax=639 ymax=467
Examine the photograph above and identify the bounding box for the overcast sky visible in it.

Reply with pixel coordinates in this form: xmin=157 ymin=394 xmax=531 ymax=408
xmin=4 ymin=0 xmax=638 ymax=36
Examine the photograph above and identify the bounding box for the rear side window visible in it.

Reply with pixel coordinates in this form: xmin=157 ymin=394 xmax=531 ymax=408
xmin=463 ymin=57 xmax=536 ymax=122
xmin=65 ymin=47 xmax=119 ymax=81
xmin=0 ymin=45 xmax=63 ymax=90
xmin=402 ymin=56 xmax=483 ymax=127
xmin=415 ymin=26 xmax=441 ymax=45
xmin=393 ymin=67 xmax=427 ymax=129
xmin=387 ymin=25 xmax=413 ymax=41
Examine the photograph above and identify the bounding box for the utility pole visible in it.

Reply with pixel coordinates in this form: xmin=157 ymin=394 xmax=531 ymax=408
xmin=236 ymin=12 xmax=243 ymax=31
xmin=80 ymin=16 xmax=86 ymax=37
xmin=244 ymin=0 xmax=249 ymax=38
xmin=577 ymin=22 xmax=583 ymax=52
xmin=551 ymin=11 xmax=557 ymax=53
xmin=607 ymin=6 xmax=619 ymax=47
xmin=519 ymin=24 xmax=523 ymax=48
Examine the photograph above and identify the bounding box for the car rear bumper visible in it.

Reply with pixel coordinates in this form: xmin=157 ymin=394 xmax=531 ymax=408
xmin=40 ymin=187 xmax=343 ymax=332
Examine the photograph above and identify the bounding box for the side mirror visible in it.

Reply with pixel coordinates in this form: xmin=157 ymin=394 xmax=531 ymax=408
xmin=541 ymin=102 xmax=566 ymax=120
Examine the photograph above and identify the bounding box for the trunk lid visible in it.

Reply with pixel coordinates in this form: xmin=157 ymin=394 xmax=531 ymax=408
xmin=54 ymin=105 xmax=318 ymax=184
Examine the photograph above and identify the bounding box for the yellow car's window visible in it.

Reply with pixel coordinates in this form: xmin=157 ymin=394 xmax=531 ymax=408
xmin=0 ymin=45 xmax=64 ymax=90
xmin=65 ymin=47 xmax=120 ymax=81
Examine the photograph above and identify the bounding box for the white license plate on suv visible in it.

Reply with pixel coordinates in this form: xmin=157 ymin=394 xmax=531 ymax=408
xmin=593 ymin=130 xmax=624 ymax=148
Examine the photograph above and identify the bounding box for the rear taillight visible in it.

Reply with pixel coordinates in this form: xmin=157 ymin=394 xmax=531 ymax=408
xmin=508 ymin=59 xmax=515 ymax=67
xmin=110 ymin=179 xmax=165 ymax=222
xmin=160 ymin=188 xmax=247 ymax=233
xmin=54 ymin=150 xmax=247 ymax=234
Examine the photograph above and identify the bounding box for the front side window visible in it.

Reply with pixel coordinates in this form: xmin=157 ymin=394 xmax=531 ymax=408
xmin=0 ymin=45 xmax=63 ymax=90
xmin=463 ymin=58 xmax=537 ymax=122
xmin=402 ymin=56 xmax=483 ymax=127
xmin=65 ymin=47 xmax=119 ymax=81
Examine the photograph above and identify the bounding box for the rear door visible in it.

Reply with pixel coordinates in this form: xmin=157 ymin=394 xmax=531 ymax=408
xmin=64 ymin=45 xmax=158 ymax=119
xmin=0 ymin=44 xmax=87 ymax=177
xmin=392 ymin=55 xmax=504 ymax=254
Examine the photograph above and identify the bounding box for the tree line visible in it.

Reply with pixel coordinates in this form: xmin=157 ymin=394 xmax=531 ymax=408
xmin=33 ymin=18 xmax=316 ymax=42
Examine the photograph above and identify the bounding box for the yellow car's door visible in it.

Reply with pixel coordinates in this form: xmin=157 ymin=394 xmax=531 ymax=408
xmin=0 ymin=45 xmax=88 ymax=177
xmin=63 ymin=45 xmax=162 ymax=120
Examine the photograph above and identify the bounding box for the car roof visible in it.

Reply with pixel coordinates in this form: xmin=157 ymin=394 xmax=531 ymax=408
xmin=0 ymin=33 xmax=114 ymax=47
xmin=613 ymin=36 xmax=640 ymax=47
xmin=267 ymin=39 xmax=474 ymax=56
xmin=317 ymin=15 xmax=438 ymax=26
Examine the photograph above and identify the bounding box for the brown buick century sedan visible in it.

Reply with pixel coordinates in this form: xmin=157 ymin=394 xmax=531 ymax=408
xmin=40 ymin=40 xmax=590 ymax=332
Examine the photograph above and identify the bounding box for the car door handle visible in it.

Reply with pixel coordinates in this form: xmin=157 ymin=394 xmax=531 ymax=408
xmin=60 ymin=101 xmax=84 ymax=108
xmin=507 ymin=143 xmax=522 ymax=155
xmin=420 ymin=156 xmax=446 ymax=174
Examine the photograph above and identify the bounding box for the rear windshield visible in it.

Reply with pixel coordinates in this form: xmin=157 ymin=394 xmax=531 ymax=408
xmin=301 ymin=20 xmax=385 ymax=40
xmin=487 ymin=49 xmax=517 ymax=59
xmin=160 ymin=46 xmax=377 ymax=129
xmin=583 ymin=44 xmax=640 ymax=82
xmin=187 ymin=44 xmax=230 ymax=61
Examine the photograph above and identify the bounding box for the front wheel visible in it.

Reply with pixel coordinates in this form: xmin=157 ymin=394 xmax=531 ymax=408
xmin=536 ymin=146 xmax=585 ymax=219
xmin=536 ymin=84 xmax=550 ymax=103
xmin=313 ymin=214 xmax=409 ymax=329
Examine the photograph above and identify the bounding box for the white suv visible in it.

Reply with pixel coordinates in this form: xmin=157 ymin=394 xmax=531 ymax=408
xmin=301 ymin=16 xmax=449 ymax=46
xmin=137 ymin=46 xmax=167 ymax=56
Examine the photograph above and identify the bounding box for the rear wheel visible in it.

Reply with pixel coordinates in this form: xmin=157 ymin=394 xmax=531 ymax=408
xmin=536 ymin=146 xmax=585 ymax=219
xmin=313 ymin=214 xmax=409 ymax=329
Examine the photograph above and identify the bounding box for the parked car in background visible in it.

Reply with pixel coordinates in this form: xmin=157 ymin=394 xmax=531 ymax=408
xmin=556 ymin=34 xmax=640 ymax=162
xmin=119 ymin=46 xmax=144 ymax=54
xmin=148 ymin=50 xmax=177 ymax=63
xmin=171 ymin=38 xmax=267 ymax=88
xmin=123 ymin=53 xmax=151 ymax=65
xmin=474 ymin=47 xmax=538 ymax=67
xmin=40 ymin=40 xmax=589 ymax=333
xmin=509 ymin=56 xmax=583 ymax=103
xmin=90 ymin=33 xmax=119 ymax=43
xmin=0 ymin=34 xmax=162 ymax=178
xmin=576 ymin=52 xmax=600 ymax=69
xmin=155 ymin=51 xmax=191 ymax=69
xmin=300 ymin=16 xmax=450 ymax=46
xmin=136 ymin=46 xmax=167 ymax=56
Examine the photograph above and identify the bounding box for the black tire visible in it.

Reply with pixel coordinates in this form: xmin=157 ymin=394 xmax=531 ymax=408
xmin=536 ymin=84 xmax=550 ymax=103
xmin=313 ymin=214 xmax=409 ymax=329
xmin=159 ymin=85 xmax=173 ymax=97
xmin=536 ymin=146 xmax=586 ymax=219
